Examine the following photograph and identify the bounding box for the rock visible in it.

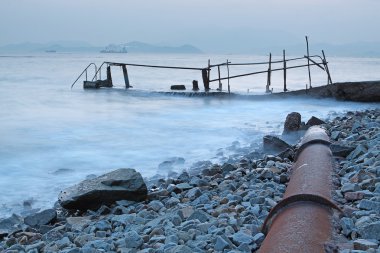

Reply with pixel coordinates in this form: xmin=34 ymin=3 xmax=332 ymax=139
xmin=347 ymin=145 xmax=367 ymax=160
xmin=306 ymin=116 xmax=326 ymax=126
xmin=215 ymin=236 xmax=230 ymax=251
xmin=192 ymin=193 xmax=210 ymax=205
xmin=175 ymin=183 xmax=192 ymax=191
xmin=283 ymin=112 xmax=301 ymax=133
xmin=125 ymin=231 xmax=143 ymax=248
xmin=252 ymin=232 xmax=265 ymax=245
xmin=341 ymin=183 xmax=360 ymax=193
xmin=330 ymin=144 xmax=355 ymax=157
xmin=58 ymin=168 xmax=147 ymax=210
xmin=25 ymin=241 xmax=45 ymax=252
xmin=148 ymin=200 xmax=164 ymax=212
xmin=0 ymin=214 xmax=23 ymax=236
xmin=66 ymin=216 xmax=91 ymax=231
xmin=24 ymin=209 xmax=56 ymax=227
xmin=353 ymin=239 xmax=378 ymax=251
xmin=178 ymin=206 xmax=194 ymax=219
xmin=185 ymin=187 xmax=202 ymax=200
xmin=231 ymin=231 xmax=254 ymax=246
xmin=187 ymin=210 xmax=210 ymax=223
xmin=165 ymin=245 xmax=193 ymax=253
xmin=357 ymin=221 xmax=380 ymax=240
xmin=330 ymin=131 xmax=341 ymax=141
xmin=221 ymin=163 xmax=236 ymax=175
xmin=340 ymin=217 xmax=355 ymax=236
xmin=263 ymin=135 xmax=292 ymax=153
xmin=357 ymin=200 xmax=380 ymax=212
xmin=166 ymin=197 xmax=180 ymax=208
xmin=344 ymin=192 xmax=364 ymax=201
xmin=170 ymin=85 xmax=186 ymax=90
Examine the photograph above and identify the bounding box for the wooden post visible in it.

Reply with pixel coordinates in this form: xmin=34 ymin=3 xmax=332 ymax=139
xmin=192 ymin=80 xmax=199 ymax=91
xmin=227 ymin=59 xmax=230 ymax=94
xmin=283 ymin=49 xmax=287 ymax=92
xmin=322 ymin=50 xmax=333 ymax=85
xmin=106 ymin=65 xmax=113 ymax=87
xmin=207 ymin=59 xmax=211 ymax=91
xmin=306 ymin=36 xmax=312 ymax=88
xmin=202 ymin=69 xmax=210 ymax=91
xmin=122 ymin=65 xmax=131 ymax=88
xmin=266 ymin=53 xmax=272 ymax=93
xmin=217 ymin=65 xmax=222 ymax=91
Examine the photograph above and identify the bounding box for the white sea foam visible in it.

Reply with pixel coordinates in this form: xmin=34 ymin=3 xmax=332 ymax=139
xmin=0 ymin=53 xmax=379 ymax=217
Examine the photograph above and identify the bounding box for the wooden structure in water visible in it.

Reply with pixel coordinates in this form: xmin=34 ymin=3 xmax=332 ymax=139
xmin=71 ymin=37 xmax=333 ymax=93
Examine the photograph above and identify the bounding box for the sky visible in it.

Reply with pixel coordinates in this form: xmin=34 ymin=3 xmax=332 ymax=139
xmin=1 ymin=0 xmax=379 ymax=52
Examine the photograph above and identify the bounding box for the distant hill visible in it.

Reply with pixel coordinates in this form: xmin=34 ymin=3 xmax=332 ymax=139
xmin=0 ymin=41 xmax=202 ymax=54
xmin=100 ymin=41 xmax=203 ymax=54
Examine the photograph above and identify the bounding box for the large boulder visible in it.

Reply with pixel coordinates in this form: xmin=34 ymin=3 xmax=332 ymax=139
xmin=283 ymin=112 xmax=301 ymax=133
xmin=58 ymin=168 xmax=147 ymax=211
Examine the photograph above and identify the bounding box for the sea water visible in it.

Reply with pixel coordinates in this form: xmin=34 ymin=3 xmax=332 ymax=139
xmin=0 ymin=52 xmax=379 ymax=218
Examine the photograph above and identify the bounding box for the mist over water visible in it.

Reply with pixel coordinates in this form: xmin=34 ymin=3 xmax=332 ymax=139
xmin=0 ymin=53 xmax=379 ymax=218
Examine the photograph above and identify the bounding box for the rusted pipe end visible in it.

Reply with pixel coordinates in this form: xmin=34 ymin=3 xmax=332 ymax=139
xmin=259 ymin=126 xmax=340 ymax=253
xmin=261 ymin=193 xmax=343 ymax=235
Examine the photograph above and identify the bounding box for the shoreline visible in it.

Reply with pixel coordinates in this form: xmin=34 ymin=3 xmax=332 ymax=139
xmin=1 ymin=108 xmax=379 ymax=252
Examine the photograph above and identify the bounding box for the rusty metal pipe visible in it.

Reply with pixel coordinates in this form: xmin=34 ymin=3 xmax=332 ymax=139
xmin=260 ymin=126 xmax=341 ymax=253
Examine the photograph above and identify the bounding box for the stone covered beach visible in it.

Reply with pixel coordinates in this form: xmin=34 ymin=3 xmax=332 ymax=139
xmin=1 ymin=108 xmax=379 ymax=253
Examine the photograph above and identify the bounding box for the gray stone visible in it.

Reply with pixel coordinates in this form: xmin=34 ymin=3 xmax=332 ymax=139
xmin=165 ymin=234 xmax=179 ymax=244
xmin=221 ymin=163 xmax=236 ymax=175
xmin=357 ymin=221 xmax=380 ymax=240
xmin=73 ymin=234 xmax=96 ymax=247
xmin=192 ymin=193 xmax=210 ymax=205
xmin=58 ymin=168 xmax=147 ymax=210
xmin=125 ymin=231 xmax=143 ymax=248
xmin=263 ymin=135 xmax=292 ymax=153
xmin=166 ymin=197 xmax=180 ymax=208
xmin=231 ymin=231 xmax=254 ymax=246
xmin=25 ymin=241 xmax=45 ymax=252
xmin=340 ymin=217 xmax=355 ymax=236
xmin=171 ymin=215 xmax=182 ymax=226
xmin=175 ymin=183 xmax=192 ymax=191
xmin=66 ymin=216 xmax=91 ymax=231
xmin=94 ymin=220 xmax=111 ymax=231
xmin=341 ymin=183 xmax=361 ymax=193
xmin=56 ymin=236 xmax=71 ymax=249
xmin=148 ymin=200 xmax=164 ymax=212
xmin=357 ymin=199 xmax=380 ymax=212
xmin=24 ymin=208 xmax=57 ymax=227
xmin=187 ymin=210 xmax=210 ymax=223
xmin=353 ymin=239 xmax=378 ymax=251
xmin=0 ymin=214 xmax=23 ymax=236
xmin=330 ymin=131 xmax=341 ymax=140
xmin=215 ymin=236 xmax=230 ymax=251
xmin=306 ymin=116 xmax=326 ymax=126
xmin=347 ymin=145 xmax=367 ymax=160
xmin=283 ymin=112 xmax=301 ymax=133
xmin=330 ymin=144 xmax=355 ymax=157
xmin=185 ymin=187 xmax=202 ymax=200
xmin=165 ymin=245 xmax=193 ymax=253
xmin=252 ymin=232 xmax=265 ymax=245
xmin=83 ymin=239 xmax=113 ymax=251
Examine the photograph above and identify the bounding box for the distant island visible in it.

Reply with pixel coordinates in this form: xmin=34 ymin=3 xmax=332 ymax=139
xmin=100 ymin=41 xmax=202 ymax=54
xmin=0 ymin=41 xmax=203 ymax=54
xmin=1 ymin=40 xmax=380 ymax=57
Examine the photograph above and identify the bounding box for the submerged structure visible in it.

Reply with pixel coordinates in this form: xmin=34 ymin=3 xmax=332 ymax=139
xmin=71 ymin=37 xmax=380 ymax=102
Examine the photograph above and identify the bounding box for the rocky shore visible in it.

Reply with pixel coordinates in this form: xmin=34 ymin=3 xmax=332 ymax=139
xmin=0 ymin=108 xmax=379 ymax=253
